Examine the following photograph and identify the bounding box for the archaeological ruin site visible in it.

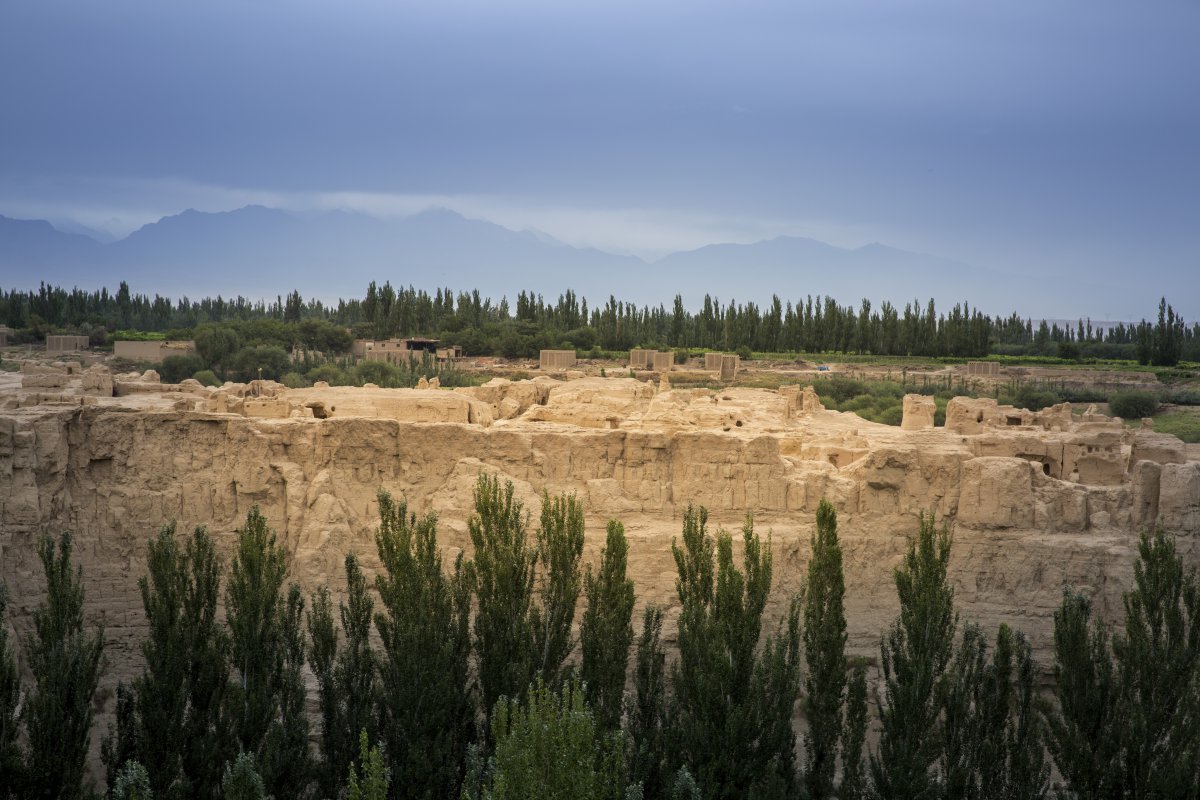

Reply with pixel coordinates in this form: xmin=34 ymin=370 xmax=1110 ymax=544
xmin=2 ymin=357 xmax=1198 ymax=768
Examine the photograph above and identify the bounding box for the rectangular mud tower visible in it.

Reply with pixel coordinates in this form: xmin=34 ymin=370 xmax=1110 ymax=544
xmin=540 ymin=349 xmax=577 ymax=370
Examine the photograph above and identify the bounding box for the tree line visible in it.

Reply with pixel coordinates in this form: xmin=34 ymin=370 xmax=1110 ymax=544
xmin=3 ymin=281 xmax=1196 ymax=365
xmin=2 ymin=477 xmax=1197 ymax=799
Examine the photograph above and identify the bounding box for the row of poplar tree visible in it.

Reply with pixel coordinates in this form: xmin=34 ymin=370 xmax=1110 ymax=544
xmin=1 ymin=475 xmax=1198 ymax=800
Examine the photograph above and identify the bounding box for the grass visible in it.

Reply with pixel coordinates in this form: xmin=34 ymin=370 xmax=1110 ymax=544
xmin=1151 ymin=408 xmax=1200 ymax=443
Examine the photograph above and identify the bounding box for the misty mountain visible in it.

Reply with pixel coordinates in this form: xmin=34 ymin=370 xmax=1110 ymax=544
xmin=1 ymin=206 xmax=1026 ymax=314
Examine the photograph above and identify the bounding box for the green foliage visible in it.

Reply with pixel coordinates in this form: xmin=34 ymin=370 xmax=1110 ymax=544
xmin=180 ymin=527 xmax=235 ymax=800
xmin=221 ymin=752 xmax=268 ymax=800
xmin=803 ymin=499 xmax=851 ymax=799
xmin=229 ymin=345 xmax=291 ymax=382
xmin=225 ymin=508 xmax=288 ymax=754
xmin=195 ymin=325 xmax=243 ymax=371
xmin=346 ymin=730 xmax=390 ymax=800
xmin=1107 ymin=390 xmax=1159 ymax=419
xmin=533 ymin=490 xmax=586 ymax=686
xmin=23 ymin=532 xmax=106 ymax=800
xmin=0 ymin=585 xmax=22 ymax=799
xmin=626 ymin=606 xmax=668 ymax=800
xmin=374 ymin=490 xmax=474 ymax=799
xmin=1151 ymin=408 xmax=1200 ymax=443
xmin=1114 ymin=527 xmax=1200 ymax=796
xmin=669 ymin=507 xmax=801 ymax=800
xmin=841 ymin=660 xmax=869 ymax=800
xmin=192 ymin=369 xmax=221 ymax=387
xmin=125 ymin=524 xmax=192 ymax=796
xmin=159 ymin=353 xmax=206 ymax=383
xmin=101 ymin=681 xmax=139 ymax=795
xmin=490 ymin=677 xmax=625 ymax=800
xmin=112 ymin=760 xmax=153 ymax=800
xmin=309 ymin=554 xmax=377 ymax=799
xmin=581 ymin=520 xmax=636 ymax=733
xmin=469 ymin=474 xmax=538 ymax=722
xmin=938 ymin=623 xmax=1047 ymax=799
xmin=869 ymin=513 xmax=955 ymax=800
xmin=259 ymin=583 xmax=310 ymax=798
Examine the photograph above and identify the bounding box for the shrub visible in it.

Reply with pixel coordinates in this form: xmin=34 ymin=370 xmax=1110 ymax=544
xmin=1108 ymin=391 xmax=1159 ymax=420
xmin=159 ymin=354 xmax=206 ymax=384
xmin=192 ymin=369 xmax=221 ymax=387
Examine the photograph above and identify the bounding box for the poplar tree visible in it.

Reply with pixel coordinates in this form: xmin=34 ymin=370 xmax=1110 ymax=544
xmin=260 ymin=583 xmax=310 ymax=798
xmin=309 ymin=554 xmax=377 ymax=799
xmin=23 ymin=532 xmax=106 ymax=800
xmin=180 ymin=526 xmax=234 ymax=800
xmin=869 ymin=513 xmax=955 ymax=800
xmin=626 ymin=606 xmax=668 ymax=800
xmin=1044 ymin=589 xmax=1120 ymax=799
xmin=669 ymin=507 xmax=801 ymax=800
xmin=1114 ymin=526 xmax=1200 ymax=797
xmin=468 ymin=474 xmax=537 ymax=721
xmin=840 ymin=661 xmax=869 ymax=800
xmin=581 ymin=520 xmax=636 ymax=733
xmin=803 ymin=499 xmax=851 ymax=800
xmin=533 ymin=490 xmax=586 ymax=686
xmin=374 ymin=490 xmax=474 ymax=799
xmin=225 ymin=507 xmax=288 ymax=756
xmin=489 ymin=677 xmax=625 ymax=800
xmin=0 ymin=585 xmax=22 ymax=799
xmin=131 ymin=524 xmax=191 ymax=797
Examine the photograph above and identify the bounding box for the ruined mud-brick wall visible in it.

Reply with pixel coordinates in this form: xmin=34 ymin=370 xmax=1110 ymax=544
xmin=0 ymin=402 xmax=1197 ymax=775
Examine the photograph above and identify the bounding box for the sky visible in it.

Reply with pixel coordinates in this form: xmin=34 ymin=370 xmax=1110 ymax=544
xmin=1 ymin=0 xmax=1197 ymax=319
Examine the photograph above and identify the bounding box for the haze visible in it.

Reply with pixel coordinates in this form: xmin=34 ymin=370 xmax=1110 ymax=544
xmin=1 ymin=0 xmax=1197 ymax=320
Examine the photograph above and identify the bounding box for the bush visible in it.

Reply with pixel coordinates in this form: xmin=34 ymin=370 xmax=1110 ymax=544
xmin=735 ymin=345 xmax=753 ymax=361
xmin=192 ymin=369 xmax=221 ymax=387
xmin=159 ymin=354 xmax=206 ymax=384
xmin=1108 ymin=391 xmax=1159 ymax=419
xmin=1002 ymin=385 xmax=1064 ymax=412
xmin=229 ymin=345 xmax=291 ymax=382
xmin=280 ymin=371 xmax=308 ymax=389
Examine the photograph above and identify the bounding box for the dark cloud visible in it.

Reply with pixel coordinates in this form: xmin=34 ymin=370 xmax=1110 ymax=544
xmin=0 ymin=0 xmax=1196 ymax=317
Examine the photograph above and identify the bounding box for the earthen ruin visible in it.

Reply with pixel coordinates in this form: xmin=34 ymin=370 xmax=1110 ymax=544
xmin=0 ymin=365 xmax=1196 ymax=772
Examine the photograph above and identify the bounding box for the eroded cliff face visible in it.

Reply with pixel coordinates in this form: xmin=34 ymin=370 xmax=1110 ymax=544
xmin=1 ymin=371 xmax=1198 ymax=772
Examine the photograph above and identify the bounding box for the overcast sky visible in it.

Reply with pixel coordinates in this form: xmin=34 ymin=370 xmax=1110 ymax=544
xmin=1 ymin=0 xmax=1197 ymax=319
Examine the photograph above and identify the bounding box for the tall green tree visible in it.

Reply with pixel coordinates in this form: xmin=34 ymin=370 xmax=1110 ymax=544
xmin=259 ymin=583 xmax=310 ymax=798
xmin=128 ymin=524 xmax=191 ymax=797
xmin=468 ymin=474 xmax=537 ymax=722
xmin=23 ymin=532 xmax=106 ymax=800
xmin=180 ymin=526 xmax=234 ymax=800
xmin=225 ymin=506 xmax=288 ymax=756
xmin=533 ymin=490 xmax=586 ymax=686
xmin=626 ymin=606 xmax=669 ymax=800
xmin=938 ymin=623 xmax=1047 ymax=800
xmin=1114 ymin=526 xmax=1200 ymax=797
xmin=346 ymin=731 xmax=391 ymax=800
xmin=221 ymin=753 xmax=267 ymax=800
xmin=802 ymin=499 xmax=856 ymax=800
xmin=1047 ymin=528 xmax=1200 ymax=799
xmin=669 ymin=507 xmax=801 ymax=800
xmin=0 ymin=585 xmax=23 ymax=799
xmin=841 ymin=661 xmax=869 ymax=800
xmin=580 ymin=520 xmax=636 ymax=733
xmin=309 ymin=554 xmax=377 ymax=799
xmin=374 ymin=490 xmax=474 ymax=800
xmin=1044 ymin=590 xmax=1121 ymax=799
xmin=869 ymin=512 xmax=956 ymax=800
xmin=489 ymin=677 xmax=625 ymax=800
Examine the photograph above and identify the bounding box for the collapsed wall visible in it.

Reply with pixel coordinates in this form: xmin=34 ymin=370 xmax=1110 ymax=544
xmin=0 ymin=374 xmax=1197 ymax=773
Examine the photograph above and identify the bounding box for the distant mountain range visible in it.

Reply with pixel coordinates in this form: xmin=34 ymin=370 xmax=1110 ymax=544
xmin=0 ymin=205 xmax=1090 ymax=317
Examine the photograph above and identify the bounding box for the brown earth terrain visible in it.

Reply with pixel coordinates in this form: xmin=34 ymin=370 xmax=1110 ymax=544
xmin=1 ymin=360 xmax=1197 ymax=772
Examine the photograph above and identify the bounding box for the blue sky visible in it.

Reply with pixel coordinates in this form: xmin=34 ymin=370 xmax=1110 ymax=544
xmin=1 ymin=0 xmax=1197 ymax=318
